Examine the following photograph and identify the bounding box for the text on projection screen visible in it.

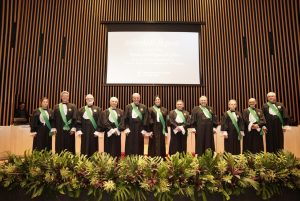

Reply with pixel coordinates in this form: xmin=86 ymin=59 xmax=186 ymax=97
xmin=106 ymin=32 xmax=200 ymax=84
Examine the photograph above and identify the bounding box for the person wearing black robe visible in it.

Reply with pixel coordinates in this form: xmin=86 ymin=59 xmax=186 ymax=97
xmin=123 ymin=93 xmax=149 ymax=156
xmin=102 ymin=97 xmax=124 ymax=157
xmin=148 ymin=96 xmax=168 ymax=157
xmin=168 ymin=100 xmax=190 ymax=155
xmin=190 ymin=96 xmax=218 ymax=155
xmin=30 ymin=97 xmax=53 ymax=151
xmin=262 ymin=92 xmax=290 ymax=153
xmin=221 ymin=99 xmax=244 ymax=155
xmin=76 ymin=94 xmax=103 ymax=157
xmin=51 ymin=91 xmax=77 ymax=154
xmin=242 ymin=98 xmax=266 ymax=153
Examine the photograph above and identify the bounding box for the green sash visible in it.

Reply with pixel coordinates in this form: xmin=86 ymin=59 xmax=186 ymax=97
xmin=226 ymin=111 xmax=241 ymax=140
xmin=131 ymin=103 xmax=143 ymax=121
xmin=267 ymin=102 xmax=284 ymax=127
xmin=84 ymin=106 xmax=97 ymax=129
xmin=38 ymin=107 xmax=52 ymax=136
xmin=199 ymin=106 xmax=212 ymax=119
xmin=109 ymin=108 xmax=120 ymax=128
xmin=248 ymin=107 xmax=263 ymax=136
xmin=59 ymin=103 xmax=72 ymax=131
xmin=153 ymin=105 xmax=167 ymax=135
xmin=175 ymin=109 xmax=186 ymax=123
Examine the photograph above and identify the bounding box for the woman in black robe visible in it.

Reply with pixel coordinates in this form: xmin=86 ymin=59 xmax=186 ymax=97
xmin=30 ymin=97 xmax=52 ymax=151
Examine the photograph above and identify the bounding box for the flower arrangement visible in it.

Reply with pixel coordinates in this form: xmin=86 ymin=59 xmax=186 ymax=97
xmin=0 ymin=150 xmax=299 ymax=201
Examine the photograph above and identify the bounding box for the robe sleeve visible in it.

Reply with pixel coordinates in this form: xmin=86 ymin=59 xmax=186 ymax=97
xmin=118 ymin=110 xmax=125 ymax=131
xmin=211 ymin=107 xmax=218 ymax=128
xmin=168 ymin=111 xmax=178 ymax=129
xmin=221 ymin=113 xmax=229 ymax=132
xmin=96 ymin=108 xmax=104 ymax=132
xmin=280 ymin=104 xmax=290 ymax=126
xmin=238 ymin=112 xmax=244 ymax=131
xmin=189 ymin=107 xmax=197 ymax=128
xmin=101 ymin=110 xmax=113 ymax=131
xmin=121 ymin=105 xmax=130 ymax=129
xmin=184 ymin=111 xmax=191 ymax=129
xmin=30 ymin=110 xmax=39 ymax=133
xmin=142 ymin=106 xmax=150 ymax=131
xmin=71 ymin=104 xmax=77 ymax=129
xmin=242 ymin=109 xmax=250 ymax=126
xmin=76 ymin=108 xmax=84 ymax=132
xmin=51 ymin=106 xmax=58 ymax=130
xmin=258 ymin=109 xmax=266 ymax=128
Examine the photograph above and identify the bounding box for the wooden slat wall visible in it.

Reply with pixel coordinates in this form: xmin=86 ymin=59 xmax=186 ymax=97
xmin=0 ymin=0 xmax=299 ymax=125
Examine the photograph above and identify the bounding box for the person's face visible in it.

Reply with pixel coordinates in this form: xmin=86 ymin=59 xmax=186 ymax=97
xmin=154 ymin=97 xmax=161 ymax=106
xmin=267 ymin=94 xmax=276 ymax=103
xmin=132 ymin=95 xmax=140 ymax=105
xmin=20 ymin=103 xmax=25 ymax=110
xmin=41 ymin=99 xmax=49 ymax=109
xmin=248 ymin=99 xmax=256 ymax=108
xmin=86 ymin=97 xmax=94 ymax=106
xmin=199 ymin=97 xmax=208 ymax=106
xmin=61 ymin=93 xmax=69 ymax=103
xmin=228 ymin=101 xmax=237 ymax=111
xmin=176 ymin=101 xmax=184 ymax=110
xmin=110 ymin=99 xmax=118 ymax=108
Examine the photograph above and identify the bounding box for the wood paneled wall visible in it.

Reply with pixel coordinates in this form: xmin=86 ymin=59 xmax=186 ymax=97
xmin=0 ymin=0 xmax=299 ymax=125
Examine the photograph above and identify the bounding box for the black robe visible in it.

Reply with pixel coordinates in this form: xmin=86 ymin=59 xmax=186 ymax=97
xmin=242 ymin=108 xmax=266 ymax=153
xmin=190 ymin=106 xmax=218 ymax=155
xmin=221 ymin=111 xmax=244 ymax=155
xmin=52 ymin=103 xmax=77 ymax=154
xmin=102 ymin=108 xmax=124 ymax=157
xmin=262 ymin=102 xmax=289 ymax=153
xmin=30 ymin=108 xmax=53 ymax=151
xmin=148 ymin=106 xmax=168 ymax=157
xmin=168 ymin=109 xmax=190 ymax=155
xmin=123 ymin=103 xmax=148 ymax=155
xmin=77 ymin=105 xmax=102 ymax=157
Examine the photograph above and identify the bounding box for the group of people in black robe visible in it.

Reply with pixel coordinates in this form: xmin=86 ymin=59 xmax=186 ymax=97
xmin=30 ymin=91 xmax=290 ymax=157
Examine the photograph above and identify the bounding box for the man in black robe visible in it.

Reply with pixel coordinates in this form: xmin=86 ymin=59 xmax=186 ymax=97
xmin=190 ymin=96 xmax=218 ymax=155
xmin=168 ymin=100 xmax=190 ymax=155
xmin=30 ymin=97 xmax=53 ymax=151
xmin=76 ymin=94 xmax=103 ymax=157
xmin=262 ymin=92 xmax=290 ymax=153
xmin=51 ymin=91 xmax=77 ymax=154
xmin=242 ymin=98 xmax=266 ymax=153
xmin=221 ymin=99 xmax=244 ymax=155
xmin=148 ymin=96 xmax=168 ymax=157
xmin=123 ymin=93 xmax=149 ymax=155
xmin=102 ymin=97 xmax=124 ymax=157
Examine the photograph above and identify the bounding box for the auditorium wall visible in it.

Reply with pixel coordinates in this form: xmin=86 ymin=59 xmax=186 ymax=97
xmin=0 ymin=0 xmax=299 ymax=125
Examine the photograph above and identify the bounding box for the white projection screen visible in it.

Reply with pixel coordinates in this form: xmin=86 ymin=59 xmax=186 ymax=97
xmin=105 ymin=23 xmax=202 ymax=85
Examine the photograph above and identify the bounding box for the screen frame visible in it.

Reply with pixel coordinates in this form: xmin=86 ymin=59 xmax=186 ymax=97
xmin=102 ymin=21 xmax=205 ymax=86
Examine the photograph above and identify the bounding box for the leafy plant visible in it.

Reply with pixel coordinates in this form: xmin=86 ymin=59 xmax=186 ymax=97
xmin=0 ymin=150 xmax=299 ymax=201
